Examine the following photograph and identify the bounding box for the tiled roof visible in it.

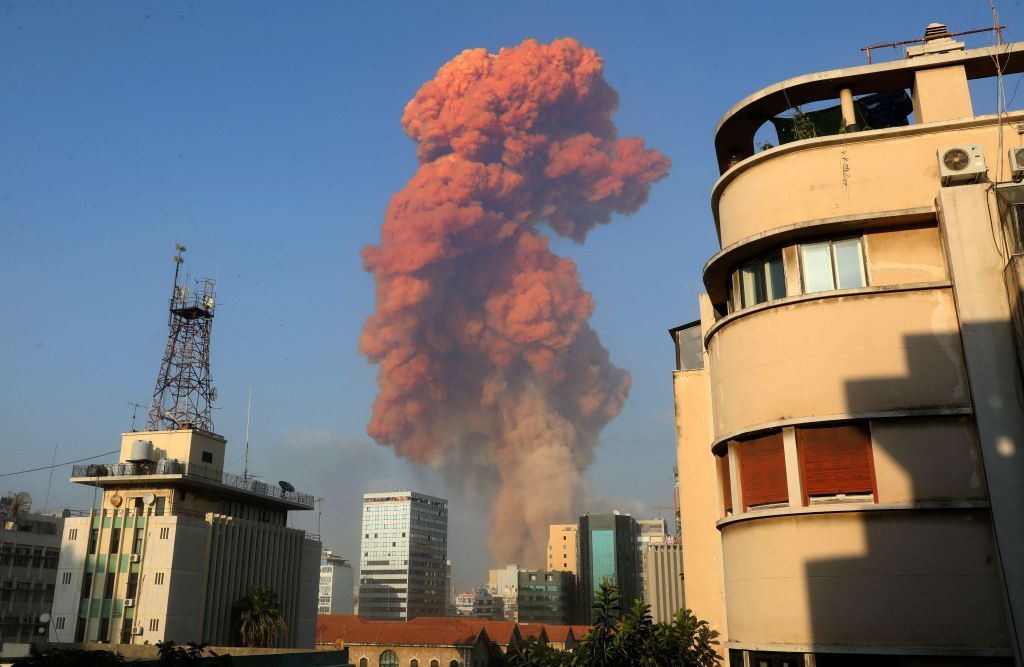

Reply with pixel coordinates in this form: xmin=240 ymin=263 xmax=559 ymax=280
xmin=539 ymin=624 xmax=572 ymax=642
xmin=516 ymin=623 xmax=546 ymax=640
xmin=316 ymin=615 xmax=483 ymax=647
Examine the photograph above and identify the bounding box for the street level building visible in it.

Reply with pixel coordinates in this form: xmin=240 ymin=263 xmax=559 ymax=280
xmin=575 ymin=513 xmax=639 ymax=625
xmin=357 ymin=491 xmax=448 ymax=620
xmin=319 ymin=549 xmax=354 ymax=615
xmin=545 ymin=524 xmax=577 ymax=574
xmin=0 ymin=510 xmax=63 ymax=647
xmin=672 ymin=23 xmax=1024 ymax=666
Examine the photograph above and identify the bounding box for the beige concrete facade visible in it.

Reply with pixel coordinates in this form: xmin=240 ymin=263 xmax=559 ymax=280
xmin=50 ymin=429 xmax=320 ymax=648
xmin=545 ymin=524 xmax=577 ymax=574
xmin=641 ymin=538 xmax=684 ymax=624
xmin=674 ymin=32 xmax=1024 ymax=667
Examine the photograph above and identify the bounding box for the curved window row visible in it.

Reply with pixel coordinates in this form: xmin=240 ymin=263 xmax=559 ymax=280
xmin=358 ymin=656 xmax=453 ymax=667
xmin=726 ymin=235 xmax=869 ymax=313
xmin=718 ymin=422 xmax=876 ymax=517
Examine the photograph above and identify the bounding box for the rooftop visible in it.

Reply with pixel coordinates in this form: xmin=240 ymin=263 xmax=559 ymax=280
xmin=70 ymin=460 xmax=314 ymax=510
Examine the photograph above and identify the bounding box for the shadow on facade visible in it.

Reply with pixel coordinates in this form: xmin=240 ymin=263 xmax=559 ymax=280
xmin=796 ymin=326 xmax=1022 ymax=666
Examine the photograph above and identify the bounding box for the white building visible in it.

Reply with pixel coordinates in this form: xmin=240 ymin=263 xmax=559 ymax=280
xmin=318 ymin=549 xmax=353 ymax=615
xmin=49 ymin=429 xmax=321 ymax=647
xmin=357 ymin=491 xmax=448 ymax=619
xmin=0 ymin=509 xmax=64 ymax=649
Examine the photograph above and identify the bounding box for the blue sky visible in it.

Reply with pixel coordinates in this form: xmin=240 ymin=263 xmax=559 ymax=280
xmin=1 ymin=0 xmax=1018 ymax=589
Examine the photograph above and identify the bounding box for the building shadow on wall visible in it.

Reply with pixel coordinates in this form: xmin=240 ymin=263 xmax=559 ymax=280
xmin=798 ymin=327 xmax=1021 ymax=667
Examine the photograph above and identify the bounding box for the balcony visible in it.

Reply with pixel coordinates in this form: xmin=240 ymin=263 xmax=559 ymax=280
xmin=70 ymin=461 xmax=314 ymax=509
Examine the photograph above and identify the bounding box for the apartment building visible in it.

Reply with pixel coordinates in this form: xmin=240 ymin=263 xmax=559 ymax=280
xmin=672 ymin=24 xmax=1024 ymax=666
xmin=545 ymin=524 xmax=577 ymax=575
xmin=0 ymin=511 xmax=63 ymax=647
xmin=357 ymin=491 xmax=448 ymax=620
xmin=319 ymin=549 xmax=354 ymax=615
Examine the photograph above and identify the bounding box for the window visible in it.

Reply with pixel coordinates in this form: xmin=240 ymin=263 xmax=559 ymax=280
xmin=55 ymin=616 xmax=65 ymax=630
xmin=61 ymin=572 xmax=72 ymax=585
xmin=103 ymin=574 xmax=115 ymax=599
xmin=133 ymin=528 xmax=143 ymax=554
xmin=737 ymin=432 xmax=788 ymax=510
xmin=154 ymin=572 xmax=165 ymax=585
xmin=68 ymin=528 xmax=78 ymax=541
xmin=797 ymin=423 xmax=876 ymax=504
xmin=109 ymin=528 xmax=121 ymax=553
xmin=738 ymin=252 xmax=786 ymax=308
xmin=154 ymin=497 xmax=166 ymax=516
xmin=126 ymin=573 xmax=138 ymax=598
xmin=149 ymin=618 xmax=160 ymax=632
xmin=718 ymin=452 xmax=733 ymax=514
xmin=800 ymin=238 xmax=866 ymax=293
xmin=431 ymin=661 xmax=439 ymax=667
xmin=411 ymin=660 xmax=419 ymax=667
xmin=80 ymin=573 xmax=92 ymax=599
xmin=99 ymin=616 xmax=110 ymax=641
xmin=159 ymin=527 xmax=170 ymax=540
xmin=202 ymin=451 xmax=213 ymax=463
xmin=359 ymin=659 xmax=368 ymax=667
xmin=380 ymin=650 xmax=399 ymax=667
xmin=88 ymin=529 xmax=99 ymax=554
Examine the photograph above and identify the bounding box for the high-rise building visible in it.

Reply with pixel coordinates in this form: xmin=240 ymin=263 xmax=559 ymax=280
xmin=575 ymin=513 xmax=639 ymax=625
xmin=0 ymin=506 xmax=63 ymax=647
xmin=635 ymin=517 xmax=667 ymax=606
xmin=672 ymin=25 xmax=1024 ymax=666
xmin=545 ymin=524 xmax=577 ymax=574
xmin=357 ymin=491 xmax=448 ymax=620
xmin=516 ymin=570 xmax=575 ymax=625
xmin=318 ymin=549 xmax=354 ymax=615
xmin=49 ymin=250 xmax=320 ymax=647
xmin=641 ymin=537 xmax=684 ymax=624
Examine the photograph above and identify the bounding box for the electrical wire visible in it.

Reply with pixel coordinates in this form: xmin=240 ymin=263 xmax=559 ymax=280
xmin=0 ymin=450 xmax=119 ymax=479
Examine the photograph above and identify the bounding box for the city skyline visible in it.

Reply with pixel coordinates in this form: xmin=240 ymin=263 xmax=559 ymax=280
xmin=1 ymin=1 xmax=1012 ymax=591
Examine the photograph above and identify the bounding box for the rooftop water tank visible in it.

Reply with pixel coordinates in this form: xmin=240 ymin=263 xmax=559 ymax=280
xmin=130 ymin=440 xmax=154 ymax=463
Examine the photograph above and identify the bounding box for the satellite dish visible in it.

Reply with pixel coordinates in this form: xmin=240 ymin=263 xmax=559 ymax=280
xmin=279 ymin=481 xmax=296 ymax=493
xmin=143 ymin=493 xmax=156 ymax=506
xmin=38 ymin=613 xmax=50 ymax=624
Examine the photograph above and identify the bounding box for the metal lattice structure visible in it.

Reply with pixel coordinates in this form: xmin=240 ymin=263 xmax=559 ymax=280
xmin=146 ymin=245 xmax=218 ymax=433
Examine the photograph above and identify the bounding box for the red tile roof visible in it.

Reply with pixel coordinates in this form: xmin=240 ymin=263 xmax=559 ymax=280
xmin=316 ymin=615 xmax=483 ymax=647
xmin=539 ymin=624 xmax=572 ymax=642
xmin=516 ymin=623 xmax=546 ymax=640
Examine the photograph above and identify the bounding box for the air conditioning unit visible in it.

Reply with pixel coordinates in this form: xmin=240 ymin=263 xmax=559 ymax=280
xmin=129 ymin=554 xmax=141 ymax=563
xmin=938 ymin=144 xmax=987 ymax=185
xmin=124 ymin=598 xmax=135 ymax=607
xmin=1010 ymin=147 xmax=1024 ymax=182
xmin=131 ymin=626 xmax=144 ymax=635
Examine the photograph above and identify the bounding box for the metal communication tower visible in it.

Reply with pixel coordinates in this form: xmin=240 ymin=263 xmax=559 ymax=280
xmin=146 ymin=244 xmax=218 ymax=433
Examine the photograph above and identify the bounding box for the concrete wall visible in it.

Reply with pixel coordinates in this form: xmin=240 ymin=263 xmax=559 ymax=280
xmin=641 ymin=542 xmax=684 ymax=624
xmin=119 ymin=430 xmax=227 ymax=472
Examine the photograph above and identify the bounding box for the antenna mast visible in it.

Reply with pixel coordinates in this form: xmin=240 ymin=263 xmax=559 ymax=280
xmin=244 ymin=387 xmax=253 ymax=480
xmin=146 ymin=244 xmax=219 ymax=433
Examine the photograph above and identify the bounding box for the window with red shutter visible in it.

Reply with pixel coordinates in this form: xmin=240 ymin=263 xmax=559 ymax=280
xmin=796 ymin=423 xmax=876 ymax=504
xmin=718 ymin=453 xmax=733 ymax=514
xmin=738 ymin=432 xmax=788 ymax=510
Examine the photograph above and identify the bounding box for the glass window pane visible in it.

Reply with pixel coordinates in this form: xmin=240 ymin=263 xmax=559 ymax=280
xmin=801 ymin=242 xmax=835 ymax=293
xmin=765 ymin=253 xmax=786 ymax=300
xmin=833 ymin=238 xmax=866 ymax=289
xmin=741 ymin=263 xmax=766 ymax=307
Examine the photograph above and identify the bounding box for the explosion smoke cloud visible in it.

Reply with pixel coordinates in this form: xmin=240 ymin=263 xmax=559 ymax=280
xmin=360 ymin=38 xmax=669 ymax=564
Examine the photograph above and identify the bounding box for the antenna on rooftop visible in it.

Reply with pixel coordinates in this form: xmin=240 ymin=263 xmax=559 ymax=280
xmin=244 ymin=387 xmax=253 ymax=480
xmin=146 ymin=244 xmax=219 ymax=433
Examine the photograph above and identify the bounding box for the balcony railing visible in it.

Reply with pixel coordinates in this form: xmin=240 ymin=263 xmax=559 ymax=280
xmin=71 ymin=461 xmax=314 ymax=507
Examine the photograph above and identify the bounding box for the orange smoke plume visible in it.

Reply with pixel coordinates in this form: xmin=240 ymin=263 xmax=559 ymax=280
xmin=360 ymin=38 xmax=670 ymax=564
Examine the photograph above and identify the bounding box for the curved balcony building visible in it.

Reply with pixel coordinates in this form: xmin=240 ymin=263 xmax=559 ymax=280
xmin=673 ymin=25 xmax=1024 ymax=667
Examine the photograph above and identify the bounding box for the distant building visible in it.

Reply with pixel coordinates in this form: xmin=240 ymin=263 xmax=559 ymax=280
xmin=357 ymin=491 xmax=448 ymax=620
xmin=641 ymin=537 xmax=684 ymax=624
xmin=636 ymin=517 xmax=667 ymax=605
xmin=454 ymin=591 xmax=475 ymax=616
xmin=576 ymin=513 xmax=640 ymax=625
xmin=516 ymin=570 xmax=574 ymax=625
xmin=0 ymin=509 xmax=64 ymax=646
xmin=50 ymin=430 xmax=321 ymax=647
xmin=319 ymin=549 xmax=354 ymax=615
xmin=545 ymin=524 xmax=577 ymax=574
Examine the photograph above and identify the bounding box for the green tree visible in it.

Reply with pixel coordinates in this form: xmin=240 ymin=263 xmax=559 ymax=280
xmin=571 ymin=579 xmax=621 ymax=667
xmin=156 ymin=640 xmax=233 ymax=665
xmin=237 ymin=587 xmax=286 ymax=648
xmin=13 ymin=647 xmax=131 ymax=666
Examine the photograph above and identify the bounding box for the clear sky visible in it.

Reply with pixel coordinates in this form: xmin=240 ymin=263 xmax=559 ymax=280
xmin=1 ymin=0 xmax=1018 ymax=590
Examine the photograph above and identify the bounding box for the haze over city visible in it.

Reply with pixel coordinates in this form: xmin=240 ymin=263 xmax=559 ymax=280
xmin=1 ymin=0 xmax=1015 ymax=596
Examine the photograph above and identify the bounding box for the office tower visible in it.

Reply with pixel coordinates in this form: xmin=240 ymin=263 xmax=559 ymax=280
xmin=576 ymin=513 xmax=639 ymax=624
xmin=357 ymin=491 xmax=448 ymax=619
xmin=641 ymin=537 xmax=684 ymax=624
xmin=516 ymin=570 xmax=575 ymax=625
